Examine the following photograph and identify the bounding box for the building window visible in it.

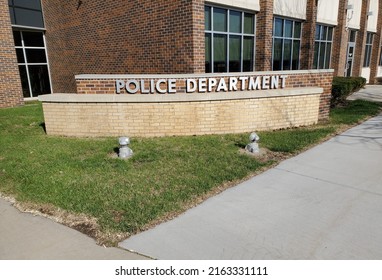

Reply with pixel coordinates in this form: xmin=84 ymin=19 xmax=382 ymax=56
xmin=313 ymin=25 xmax=333 ymax=69
xmin=13 ymin=30 xmax=51 ymax=97
xmin=272 ymin=17 xmax=301 ymax=71
xmin=363 ymin=32 xmax=374 ymax=67
xmin=205 ymin=6 xmax=255 ymax=73
xmin=379 ymin=46 xmax=382 ymax=66
xmin=8 ymin=0 xmax=44 ymax=28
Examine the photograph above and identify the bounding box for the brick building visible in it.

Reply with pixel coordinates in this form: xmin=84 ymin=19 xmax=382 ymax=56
xmin=1 ymin=0 xmax=382 ymax=109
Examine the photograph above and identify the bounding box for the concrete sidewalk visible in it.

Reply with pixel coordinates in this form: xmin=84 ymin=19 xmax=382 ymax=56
xmin=120 ymin=114 xmax=382 ymax=259
xmin=348 ymin=85 xmax=382 ymax=102
xmin=0 ymin=198 xmax=148 ymax=260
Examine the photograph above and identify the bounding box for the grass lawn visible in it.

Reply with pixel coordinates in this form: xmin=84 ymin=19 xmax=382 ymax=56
xmin=0 ymin=100 xmax=381 ymax=245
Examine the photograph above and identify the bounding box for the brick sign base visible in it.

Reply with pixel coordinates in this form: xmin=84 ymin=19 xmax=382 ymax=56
xmin=39 ymin=70 xmax=333 ymax=137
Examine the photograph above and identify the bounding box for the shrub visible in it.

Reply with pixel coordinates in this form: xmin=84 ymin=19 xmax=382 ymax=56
xmin=376 ymin=77 xmax=382 ymax=85
xmin=331 ymin=76 xmax=366 ymax=107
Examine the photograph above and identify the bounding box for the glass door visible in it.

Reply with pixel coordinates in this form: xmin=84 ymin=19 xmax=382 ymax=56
xmin=345 ymin=30 xmax=356 ymax=77
xmin=346 ymin=42 xmax=355 ymax=77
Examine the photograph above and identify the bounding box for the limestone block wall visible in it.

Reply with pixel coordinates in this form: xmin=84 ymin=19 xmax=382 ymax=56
xmin=40 ymin=88 xmax=322 ymax=137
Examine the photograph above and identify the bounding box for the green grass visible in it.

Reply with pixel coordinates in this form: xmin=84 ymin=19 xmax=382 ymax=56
xmin=0 ymin=100 xmax=381 ymax=242
xmin=329 ymin=99 xmax=382 ymax=125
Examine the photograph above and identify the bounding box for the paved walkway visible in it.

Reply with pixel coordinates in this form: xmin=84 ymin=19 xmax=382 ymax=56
xmin=120 ymin=86 xmax=382 ymax=259
xmin=348 ymin=85 xmax=382 ymax=102
xmin=0 ymin=198 xmax=147 ymax=259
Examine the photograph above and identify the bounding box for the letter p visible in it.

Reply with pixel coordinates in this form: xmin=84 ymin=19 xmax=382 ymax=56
xmin=116 ymin=80 xmax=125 ymax=94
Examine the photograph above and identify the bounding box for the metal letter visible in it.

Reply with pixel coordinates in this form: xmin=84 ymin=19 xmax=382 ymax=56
xmin=150 ymin=79 xmax=155 ymax=94
xmin=229 ymin=77 xmax=238 ymax=91
xmin=126 ymin=80 xmax=139 ymax=94
xmin=186 ymin=79 xmax=197 ymax=93
xmin=216 ymin=78 xmax=228 ymax=92
xmin=116 ymin=80 xmax=125 ymax=94
xmin=168 ymin=79 xmax=177 ymax=94
xmin=198 ymin=78 xmax=207 ymax=92
xmin=208 ymin=78 xmax=217 ymax=92
xmin=262 ymin=76 xmax=270 ymax=90
xmin=238 ymin=76 xmax=249 ymax=90
xmin=249 ymin=76 xmax=261 ymax=90
xmin=280 ymin=75 xmax=288 ymax=88
xmin=271 ymin=76 xmax=279 ymax=89
xmin=156 ymin=79 xmax=167 ymax=94
xmin=140 ymin=80 xmax=150 ymax=94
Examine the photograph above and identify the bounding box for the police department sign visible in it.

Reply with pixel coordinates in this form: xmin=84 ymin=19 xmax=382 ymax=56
xmin=115 ymin=75 xmax=288 ymax=94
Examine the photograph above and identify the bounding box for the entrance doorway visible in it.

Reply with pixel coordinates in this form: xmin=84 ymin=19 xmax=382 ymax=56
xmin=345 ymin=30 xmax=356 ymax=77
xmin=346 ymin=42 xmax=355 ymax=77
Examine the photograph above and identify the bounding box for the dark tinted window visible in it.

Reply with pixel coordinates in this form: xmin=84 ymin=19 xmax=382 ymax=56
xmin=13 ymin=8 xmax=44 ymax=28
xmin=16 ymin=49 xmax=24 ymax=63
xmin=13 ymin=30 xmax=22 ymax=46
xmin=13 ymin=0 xmax=41 ymax=10
xmin=18 ymin=65 xmax=30 ymax=98
xmin=23 ymin=31 xmax=44 ymax=47
xmin=29 ymin=65 xmax=51 ymax=96
xmin=8 ymin=0 xmax=44 ymax=28
xmin=26 ymin=49 xmax=47 ymax=63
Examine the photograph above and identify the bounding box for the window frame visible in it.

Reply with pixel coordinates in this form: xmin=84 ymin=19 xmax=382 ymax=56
xmin=205 ymin=5 xmax=256 ymax=73
xmin=363 ymin=32 xmax=374 ymax=68
xmin=272 ymin=17 xmax=302 ymax=71
xmin=13 ymin=30 xmax=52 ymax=98
xmin=313 ymin=24 xmax=334 ymax=69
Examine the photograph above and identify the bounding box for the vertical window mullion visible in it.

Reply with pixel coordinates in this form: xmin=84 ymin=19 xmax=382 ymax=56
xmin=211 ymin=7 xmax=214 ymax=73
xmin=272 ymin=18 xmax=275 ymax=70
xmin=290 ymin=22 xmax=294 ymax=70
xmin=281 ymin=20 xmax=285 ymax=70
xmin=227 ymin=10 xmax=230 ymax=72
xmin=42 ymin=33 xmax=53 ymax=93
xmin=240 ymin=11 xmax=244 ymax=72
xmin=318 ymin=26 xmax=321 ymax=69
xmin=21 ymin=32 xmax=33 ymax=98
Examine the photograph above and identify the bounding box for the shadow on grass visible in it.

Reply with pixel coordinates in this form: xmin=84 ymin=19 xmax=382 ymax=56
xmin=234 ymin=142 xmax=246 ymax=149
xmin=39 ymin=122 xmax=46 ymax=133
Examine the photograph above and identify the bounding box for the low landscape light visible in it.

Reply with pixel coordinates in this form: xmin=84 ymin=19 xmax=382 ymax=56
xmin=118 ymin=136 xmax=133 ymax=159
xmin=245 ymin=132 xmax=260 ymax=154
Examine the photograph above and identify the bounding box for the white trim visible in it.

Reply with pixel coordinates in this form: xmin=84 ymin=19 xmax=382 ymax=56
xmin=39 ymin=87 xmax=323 ymax=103
xmin=206 ymin=0 xmax=260 ymax=12
xmin=20 ymin=32 xmax=33 ymax=97
xmin=273 ymin=0 xmax=307 ymax=20
xmin=316 ymin=0 xmax=339 ymax=26
xmin=23 ymin=97 xmax=39 ymax=101
xmin=43 ymin=33 xmax=53 ymax=93
xmin=11 ymin=24 xmax=46 ymax=31
xmin=75 ymin=69 xmax=334 ymax=80
xmin=316 ymin=20 xmax=337 ymax=26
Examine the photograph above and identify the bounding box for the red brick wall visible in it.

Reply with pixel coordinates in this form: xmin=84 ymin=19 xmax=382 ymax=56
xmin=0 ymin=0 xmax=23 ymax=108
xmin=352 ymin=0 xmax=370 ymax=77
xmin=300 ymin=0 xmax=317 ymax=70
xmin=369 ymin=0 xmax=382 ymax=84
xmin=192 ymin=0 xmax=205 ymax=74
xmin=255 ymin=0 xmax=273 ymax=71
xmin=42 ymin=0 xmax=205 ymax=93
xmin=331 ymin=0 xmax=349 ymax=77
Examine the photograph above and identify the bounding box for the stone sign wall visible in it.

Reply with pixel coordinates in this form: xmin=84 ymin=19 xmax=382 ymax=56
xmin=39 ymin=69 xmax=333 ymax=137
